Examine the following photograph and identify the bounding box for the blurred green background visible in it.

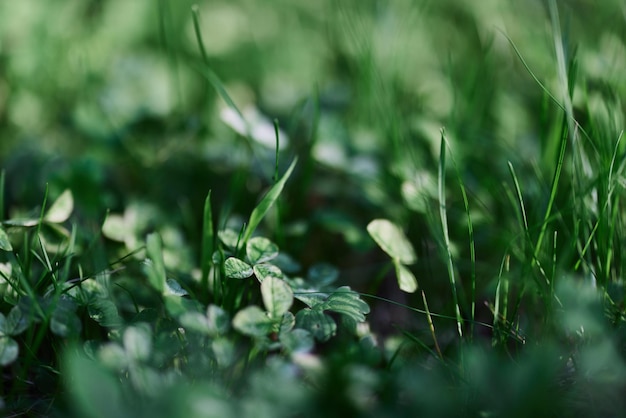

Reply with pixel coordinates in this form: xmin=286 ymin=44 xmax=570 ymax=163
xmin=1 ymin=0 xmax=625 ymax=332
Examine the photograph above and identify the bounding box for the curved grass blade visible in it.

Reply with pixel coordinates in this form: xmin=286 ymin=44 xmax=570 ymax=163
xmin=241 ymin=158 xmax=297 ymax=245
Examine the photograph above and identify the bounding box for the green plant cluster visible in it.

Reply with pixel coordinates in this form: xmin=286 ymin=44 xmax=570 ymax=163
xmin=1 ymin=0 xmax=626 ymax=417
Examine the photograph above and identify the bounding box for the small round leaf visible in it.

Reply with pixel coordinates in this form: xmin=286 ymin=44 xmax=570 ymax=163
xmin=224 ymin=257 xmax=253 ymax=279
xmin=394 ymin=260 xmax=418 ymax=293
xmin=261 ymin=276 xmax=293 ymax=319
xmin=0 ymin=337 xmax=18 ymax=366
xmin=246 ymin=237 xmax=279 ymax=264
xmin=295 ymin=309 xmax=336 ymax=342
xmin=45 ymin=190 xmax=74 ymax=223
xmin=367 ymin=219 xmax=417 ymax=264
xmin=123 ymin=325 xmax=152 ymax=362
xmin=232 ymin=306 xmax=274 ymax=337
xmin=0 ymin=227 xmax=13 ymax=251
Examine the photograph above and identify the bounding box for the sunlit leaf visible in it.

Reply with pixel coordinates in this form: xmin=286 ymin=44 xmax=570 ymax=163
xmin=218 ymin=229 xmax=241 ymax=249
xmin=394 ymin=260 xmax=418 ymax=293
xmin=367 ymin=219 xmax=417 ymax=264
xmin=261 ymin=276 xmax=293 ymax=319
xmin=165 ymin=279 xmax=188 ymax=296
xmin=246 ymin=236 xmax=279 ymax=264
xmin=242 ymin=158 xmax=297 ymax=244
xmin=0 ymin=337 xmax=18 ymax=366
xmin=253 ymin=263 xmax=284 ymax=282
xmin=232 ymin=306 xmax=274 ymax=337
xmin=98 ymin=343 xmax=129 ymax=369
xmin=224 ymin=257 xmax=253 ymax=279
xmin=295 ymin=308 xmax=336 ymax=342
xmin=101 ymin=214 xmax=127 ymax=242
xmin=179 ymin=312 xmax=210 ymax=334
xmin=45 ymin=189 xmax=74 ymax=223
xmin=0 ymin=226 xmax=12 ymax=251
xmin=123 ymin=325 xmax=152 ymax=362
xmin=3 ymin=218 xmax=39 ymax=227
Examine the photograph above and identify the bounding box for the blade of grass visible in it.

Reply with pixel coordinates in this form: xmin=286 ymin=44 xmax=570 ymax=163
xmin=421 ymin=290 xmax=443 ymax=360
xmin=438 ymin=130 xmax=463 ymax=339
xmin=449 ymin=153 xmax=476 ymax=339
xmin=241 ymin=158 xmax=297 ymax=245
xmin=201 ymin=190 xmax=214 ymax=301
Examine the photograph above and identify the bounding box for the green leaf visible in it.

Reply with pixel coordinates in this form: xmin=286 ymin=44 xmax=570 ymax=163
xmin=179 ymin=312 xmax=210 ymax=334
xmin=145 ymin=233 xmax=166 ymax=293
xmin=246 ymin=236 xmax=279 ymax=264
xmin=253 ymin=263 xmax=284 ymax=282
xmin=64 ymin=351 xmax=128 ymax=418
xmin=0 ymin=336 xmax=18 ymax=366
xmin=218 ymin=229 xmax=241 ymax=249
xmin=0 ymin=226 xmax=12 ymax=251
xmin=211 ymin=337 xmax=235 ymax=368
xmin=232 ymin=306 xmax=274 ymax=337
xmin=367 ymin=219 xmax=417 ymax=264
xmin=179 ymin=303 xmax=230 ymax=336
xmin=394 ymin=259 xmax=418 ymax=293
xmin=165 ymin=279 xmax=188 ymax=296
xmin=224 ymin=257 xmax=253 ymax=279
xmin=98 ymin=343 xmax=129 ymax=369
xmin=88 ymin=299 xmax=123 ymax=327
xmin=163 ymin=295 xmax=202 ymax=318
xmin=294 ymin=292 xmax=328 ymax=308
xmin=5 ymin=306 xmax=29 ymax=336
xmin=45 ymin=189 xmax=74 ymax=223
xmin=242 ymin=158 xmax=297 ymax=245
xmin=307 ymin=263 xmax=339 ymax=287
xmin=261 ymin=276 xmax=294 ymax=319
xmin=101 ymin=213 xmax=127 ymax=242
xmin=321 ymin=287 xmax=370 ymax=323
xmin=206 ymin=304 xmax=230 ymax=335
xmin=295 ymin=309 xmax=336 ymax=342
xmin=280 ymin=329 xmax=314 ymax=354
xmin=123 ymin=325 xmax=152 ymax=362
xmin=279 ymin=311 xmax=296 ymax=334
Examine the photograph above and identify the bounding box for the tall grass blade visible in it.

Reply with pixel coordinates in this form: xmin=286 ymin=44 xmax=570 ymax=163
xmin=438 ymin=130 xmax=463 ymax=339
xmin=242 ymin=158 xmax=298 ymax=245
xmin=146 ymin=233 xmax=167 ymax=293
xmin=201 ymin=190 xmax=214 ymax=300
xmin=421 ymin=290 xmax=443 ymax=360
xmin=451 ymin=159 xmax=476 ymax=339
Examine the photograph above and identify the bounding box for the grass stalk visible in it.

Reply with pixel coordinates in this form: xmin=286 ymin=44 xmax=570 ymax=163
xmin=438 ymin=130 xmax=463 ymax=339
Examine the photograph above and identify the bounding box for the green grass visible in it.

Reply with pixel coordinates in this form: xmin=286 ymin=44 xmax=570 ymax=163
xmin=1 ymin=0 xmax=626 ymax=416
